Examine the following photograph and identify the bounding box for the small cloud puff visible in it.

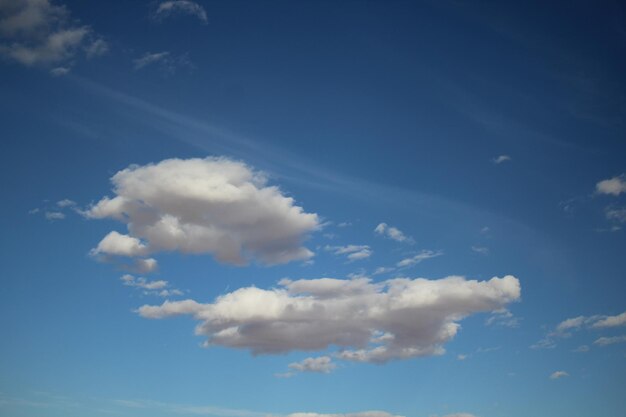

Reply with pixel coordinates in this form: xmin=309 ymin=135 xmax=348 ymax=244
xmin=154 ymin=1 xmax=208 ymax=24
xmin=396 ymin=250 xmax=442 ymax=268
xmin=550 ymin=371 xmax=569 ymax=379
xmin=492 ymin=155 xmax=511 ymax=164
xmin=374 ymin=223 xmax=413 ymax=243
xmin=596 ymin=174 xmax=626 ymax=196
xmin=288 ymin=356 xmax=336 ymax=374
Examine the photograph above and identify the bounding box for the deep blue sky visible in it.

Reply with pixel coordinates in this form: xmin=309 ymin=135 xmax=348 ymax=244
xmin=1 ymin=1 xmax=625 ymax=417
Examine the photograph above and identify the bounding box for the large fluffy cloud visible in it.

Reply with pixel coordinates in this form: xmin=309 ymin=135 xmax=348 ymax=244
xmin=138 ymin=274 xmax=520 ymax=363
xmin=85 ymin=157 xmax=320 ymax=265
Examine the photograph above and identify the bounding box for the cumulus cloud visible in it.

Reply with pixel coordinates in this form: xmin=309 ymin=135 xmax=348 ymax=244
xmin=492 ymin=155 xmax=511 ymax=164
xmin=90 ymin=231 xmax=148 ymax=257
xmin=138 ymin=274 xmax=521 ymax=363
xmin=154 ymin=1 xmax=208 ymax=23
xmin=0 ymin=0 xmax=107 ymax=69
xmin=550 ymin=371 xmax=569 ymax=379
xmin=396 ymin=250 xmax=442 ymax=268
xmin=596 ymin=174 xmax=626 ymax=196
xmin=288 ymin=356 xmax=336 ymax=374
xmin=325 ymin=245 xmax=372 ymax=262
xmin=84 ymin=157 xmax=319 ymax=266
xmin=130 ymin=257 xmax=158 ymax=274
xmin=374 ymin=223 xmax=412 ymax=243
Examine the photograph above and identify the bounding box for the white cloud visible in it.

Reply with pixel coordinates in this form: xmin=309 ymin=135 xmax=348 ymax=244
xmin=133 ymin=51 xmax=194 ymax=74
xmin=91 ymin=231 xmax=148 ymax=257
xmin=0 ymin=0 xmax=105 ymax=69
xmin=133 ymin=51 xmax=170 ymax=69
xmin=138 ymin=274 xmax=521 ymax=363
xmin=121 ymin=274 xmax=182 ymax=298
xmin=396 ymin=250 xmax=442 ymax=268
xmin=131 ymin=258 xmax=159 ymax=274
xmin=84 ymin=157 xmax=319 ymax=266
xmin=288 ymin=356 xmax=336 ymax=374
xmin=372 ymin=267 xmax=394 ymax=275
xmin=573 ymin=345 xmax=590 ymax=353
xmin=121 ymin=274 xmax=167 ymax=290
xmin=456 ymin=354 xmax=468 ymax=360
xmin=593 ymin=335 xmax=626 ymax=346
xmin=374 ymin=223 xmax=412 ymax=243
xmin=484 ymin=309 xmax=519 ymax=328
xmin=154 ymin=1 xmax=208 ymax=24
xmin=591 ymin=311 xmax=626 ymax=328
xmin=50 ymin=65 xmax=69 ymax=76
xmin=596 ymin=174 xmax=626 ymax=196
xmin=44 ymin=211 xmax=65 ymax=220
xmin=325 ymin=245 xmax=372 ymax=262
xmin=550 ymin=371 xmax=569 ymax=379
xmin=492 ymin=155 xmax=511 ymax=164
xmin=56 ymin=199 xmax=76 ymax=207
xmin=531 ymin=311 xmax=626 ymax=349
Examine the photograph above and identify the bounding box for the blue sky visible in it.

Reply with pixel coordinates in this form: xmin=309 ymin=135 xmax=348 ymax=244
xmin=1 ymin=1 xmax=626 ymax=417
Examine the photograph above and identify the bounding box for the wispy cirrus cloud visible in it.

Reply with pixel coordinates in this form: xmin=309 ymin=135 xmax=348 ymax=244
xmin=132 ymin=51 xmax=193 ymax=74
xmin=491 ymin=155 xmax=511 ymax=164
xmin=531 ymin=311 xmax=626 ymax=350
xmin=396 ymin=250 xmax=442 ymax=268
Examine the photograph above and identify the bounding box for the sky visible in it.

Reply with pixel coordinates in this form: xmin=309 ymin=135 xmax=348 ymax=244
xmin=1 ymin=1 xmax=626 ymax=417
